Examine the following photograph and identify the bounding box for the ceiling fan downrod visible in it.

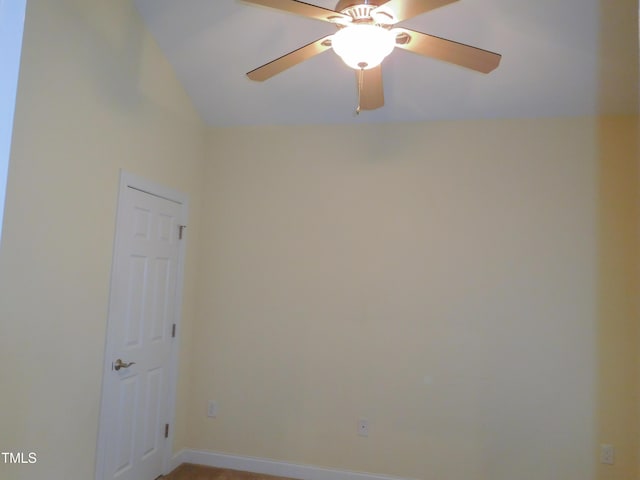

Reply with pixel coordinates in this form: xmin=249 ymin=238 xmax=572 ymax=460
xmin=356 ymin=64 xmax=366 ymax=115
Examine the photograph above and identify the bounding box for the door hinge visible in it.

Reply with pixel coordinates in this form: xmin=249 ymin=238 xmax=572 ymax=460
xmin=165 ymin=423 xmax=169 ymax=438
xmin=178 ymin=225 xmax=187 ymax=240
xmin=172 ymin=324 xmax=176 ymax=338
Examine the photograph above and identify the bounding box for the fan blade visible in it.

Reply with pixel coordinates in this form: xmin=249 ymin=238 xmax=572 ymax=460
xmin=247 ymin=35 xmax=334 ymax=81
xmin=393 ymin=28 xmax=501 ymax=73
xmin=242 ymin=0 xmax=351 ymax=24
xmin=372 ymin=0 xmax=458 ymax=23
xmin=358 ymin=65 xmax=384 ymax=110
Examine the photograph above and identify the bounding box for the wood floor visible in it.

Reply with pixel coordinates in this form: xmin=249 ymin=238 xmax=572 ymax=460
xmin=163 ymin=464 xmax=299 ymax=480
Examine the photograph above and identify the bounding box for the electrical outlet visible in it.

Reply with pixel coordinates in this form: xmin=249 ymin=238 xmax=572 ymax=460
xmin=358 ymin=419 xmax=369 ymax=437
xmin=600 ymin=444 xmax=614 ymax=465
xmin=207 ymin=400 xmax=218 ymax=418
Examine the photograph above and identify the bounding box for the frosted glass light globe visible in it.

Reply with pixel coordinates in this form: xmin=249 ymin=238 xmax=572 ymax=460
xmin=331 ymin=24 xmax=395 ymax=70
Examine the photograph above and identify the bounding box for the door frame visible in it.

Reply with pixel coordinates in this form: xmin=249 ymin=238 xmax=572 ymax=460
xmin=95 ymin=170 xmax=189 ymax=480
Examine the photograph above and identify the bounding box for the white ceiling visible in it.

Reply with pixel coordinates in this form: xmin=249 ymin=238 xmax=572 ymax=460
xmin=133 ymin=0 xmax=638 ymax=126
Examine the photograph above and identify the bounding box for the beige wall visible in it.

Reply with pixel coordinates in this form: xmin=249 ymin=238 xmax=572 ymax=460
xmin=193 ymin=117 xmax=639 ymax=480
xmin=0 ymin=1 xmax=206 ymax=479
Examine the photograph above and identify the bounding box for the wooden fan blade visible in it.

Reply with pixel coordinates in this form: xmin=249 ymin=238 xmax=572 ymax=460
xmin=358 ymin=65 xmax=384 ymax=110
xmin=247 ymin=35 xmax=334 ymax=81
xmin=242 ymin=0 xmax=351 ymax=24
xmin=373 ymin=0 xmax=458 ymax=23
xmin=393 ymin=28 xmax=501 ymax=73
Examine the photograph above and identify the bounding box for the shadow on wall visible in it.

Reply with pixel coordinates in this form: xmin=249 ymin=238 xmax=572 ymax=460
xmin=596 ymin=116 xmax=639 ymax=479
xmin=595 ymin=1 xmax=640 ymax=479
xmin=596 ymin=0 xmax=639 ymax=113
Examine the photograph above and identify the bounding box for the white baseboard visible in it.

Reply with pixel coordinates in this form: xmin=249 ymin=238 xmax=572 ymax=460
xmin=169 ymin=449 xmax=415 ymax=480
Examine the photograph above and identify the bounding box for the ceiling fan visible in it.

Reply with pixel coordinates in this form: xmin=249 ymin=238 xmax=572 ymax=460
xmin=243 ymin=0 xmax=502 ymax=112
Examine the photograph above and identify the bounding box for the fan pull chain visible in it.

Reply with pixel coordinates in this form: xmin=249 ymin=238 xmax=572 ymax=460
xmin=356 ymin=64 xmax=366 ymax=115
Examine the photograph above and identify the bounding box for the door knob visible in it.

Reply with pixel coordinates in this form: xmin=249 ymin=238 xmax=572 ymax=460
xmin=113 ymin=359 xmax=136 ymax=371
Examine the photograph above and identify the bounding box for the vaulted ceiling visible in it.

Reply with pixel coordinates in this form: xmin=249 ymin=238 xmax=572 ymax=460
xmin=133 ymin=0 xmax=639 ymax=126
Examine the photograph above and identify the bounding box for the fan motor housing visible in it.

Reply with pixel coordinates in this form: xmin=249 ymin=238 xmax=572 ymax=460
xmin=335 ymin=0 xmax=384 ymax=15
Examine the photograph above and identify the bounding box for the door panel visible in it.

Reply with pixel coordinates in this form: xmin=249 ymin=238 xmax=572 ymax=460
xmin=141 ymin=367 xmax=163 ymax=457
xmin=124 ymin=256 xmax=147 ymax=347
xmin=114 ymin=375 xmax=138 ymax=477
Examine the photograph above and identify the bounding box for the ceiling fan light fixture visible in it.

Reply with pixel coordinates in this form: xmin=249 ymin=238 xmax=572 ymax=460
xmin=331 ymin=24 xmax=395 ymax=70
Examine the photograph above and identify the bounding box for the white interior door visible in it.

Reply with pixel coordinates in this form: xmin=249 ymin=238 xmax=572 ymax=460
xmin=96 ymin=173 xmax=187 ymax=480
